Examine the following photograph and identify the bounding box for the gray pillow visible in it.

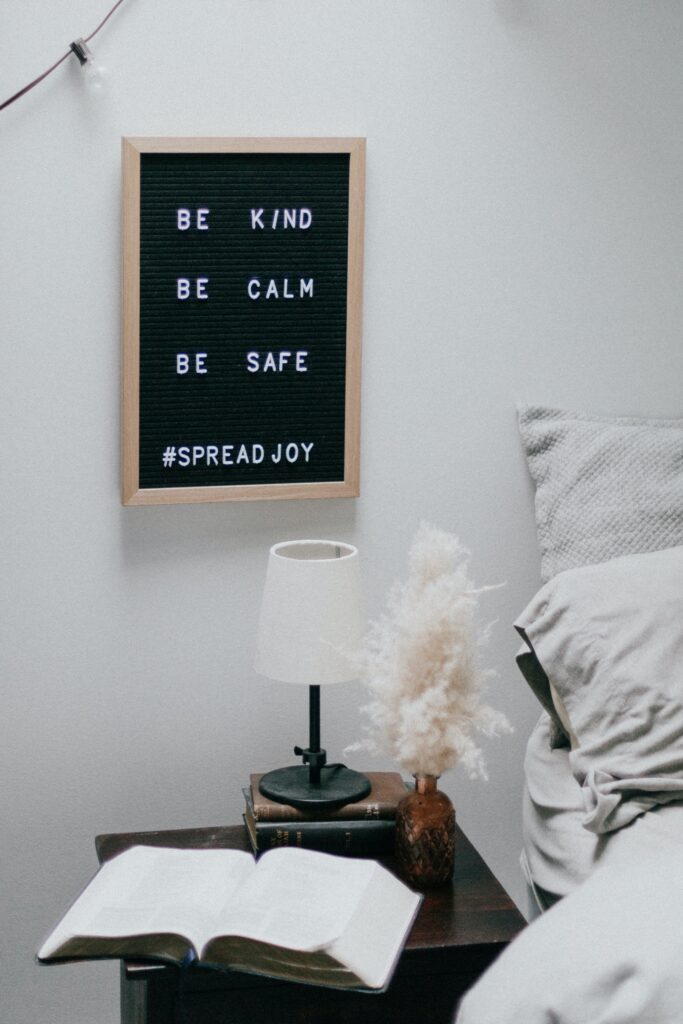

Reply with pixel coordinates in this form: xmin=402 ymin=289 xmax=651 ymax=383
xmin=518 ymin=405 xmax=683 ymax=581
xmin=515 ymin=546 xmax=683 ymax=834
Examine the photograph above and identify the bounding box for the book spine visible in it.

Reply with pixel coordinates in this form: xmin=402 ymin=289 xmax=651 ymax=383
xmin=249 ymin=776 xmax=408 ymax=823
xmin=254 ymin=820 xmax=395 ymax=856
xmin=252 ymin=802 xmax=396 ymax=823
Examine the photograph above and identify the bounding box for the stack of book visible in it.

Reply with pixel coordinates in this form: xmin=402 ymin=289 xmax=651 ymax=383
xmin=243 ymin=771 xmax=408 ymax=856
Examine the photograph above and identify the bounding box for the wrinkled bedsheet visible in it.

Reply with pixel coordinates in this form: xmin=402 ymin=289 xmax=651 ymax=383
xmin=522 ymin=713 xmax=602 ymax=904
xmin=455 ymin=714 xmax=683 ymax=1023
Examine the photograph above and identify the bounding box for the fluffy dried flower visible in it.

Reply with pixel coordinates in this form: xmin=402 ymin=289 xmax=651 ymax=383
xmin=352 ymin=523 xmax=512 ymax=779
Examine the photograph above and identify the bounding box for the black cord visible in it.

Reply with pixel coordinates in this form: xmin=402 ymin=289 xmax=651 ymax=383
xmin=0 ymin=0 xmax=129 ymax=113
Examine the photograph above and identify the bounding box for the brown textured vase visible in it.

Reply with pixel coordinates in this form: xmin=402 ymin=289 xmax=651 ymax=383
xmin=394 ymin=774 xmax=455 ymax=888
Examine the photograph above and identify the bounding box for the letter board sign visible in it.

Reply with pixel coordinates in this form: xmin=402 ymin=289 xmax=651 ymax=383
xmin=122 ymin=137 xmax=364 ymax=505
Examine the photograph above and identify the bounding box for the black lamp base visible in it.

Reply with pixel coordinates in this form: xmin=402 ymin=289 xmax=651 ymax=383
xmin=259 ymin=764 xmax=371 ymax=811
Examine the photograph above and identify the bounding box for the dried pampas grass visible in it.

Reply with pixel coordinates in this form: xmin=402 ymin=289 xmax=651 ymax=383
xmin=352 ymin=523 xmax=511 ymax=779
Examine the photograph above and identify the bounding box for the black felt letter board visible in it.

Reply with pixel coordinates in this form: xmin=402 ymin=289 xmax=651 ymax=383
xmin=122 ymin=139 xmax=364 ymax=505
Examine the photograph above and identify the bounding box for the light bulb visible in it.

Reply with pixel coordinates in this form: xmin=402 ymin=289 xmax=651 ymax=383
xmin=70 ymin=38 xmax=108 ymax=93
xmin=83 ymin=57 xmax=107 ymax=92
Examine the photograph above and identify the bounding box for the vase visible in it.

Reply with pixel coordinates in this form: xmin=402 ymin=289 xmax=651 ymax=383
xmin=394 ymin=774 xmax=455 ymax=888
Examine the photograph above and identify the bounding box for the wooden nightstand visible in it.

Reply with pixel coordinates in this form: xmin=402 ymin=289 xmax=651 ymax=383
xmin=96 ymin=822 xmax=525 ymax=1024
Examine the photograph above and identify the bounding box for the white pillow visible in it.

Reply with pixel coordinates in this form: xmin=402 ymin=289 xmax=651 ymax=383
xmin=518 ymin=405 xmax=683 ymax=581
xmin=515 ymin=546 xmax=683 ymax=834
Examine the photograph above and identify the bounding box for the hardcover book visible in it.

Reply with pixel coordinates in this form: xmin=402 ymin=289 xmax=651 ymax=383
xmin=250 ymin=771 xmax=408 ymax=822
xmin=243 ymin=791 xmax=395 ymax=856
xmin=37 ymin=844 xmax=421 ymax=992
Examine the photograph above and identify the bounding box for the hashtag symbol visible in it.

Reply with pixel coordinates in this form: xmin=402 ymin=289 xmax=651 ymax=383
xmin=162 ymin=446 xmax=176 ymax=467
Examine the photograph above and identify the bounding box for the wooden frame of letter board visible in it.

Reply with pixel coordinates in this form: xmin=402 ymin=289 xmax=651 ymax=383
xmin=121 ymin=137 xmax=365 ymax=505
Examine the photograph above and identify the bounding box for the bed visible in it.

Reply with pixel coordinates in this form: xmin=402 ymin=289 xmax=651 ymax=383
xmin=454 ymin=406 xmax=683 ymax=1024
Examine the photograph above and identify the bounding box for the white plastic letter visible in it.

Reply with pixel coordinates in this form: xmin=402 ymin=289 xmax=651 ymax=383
xmin=222 ymin=445 xmax=234 ymax=465
xmin=197 ymin=208 xmax=210 ymax=230
xmin=251 ymin=209 xmax=264 ymax=229
xmin=296 ymin=351 xmax=308 ymax=372
xmin=301 ymin=442 xmax=314 ymax=462
xmin=177 ymin=278 xmax=191 ymax=300
xmin=284 ymin=209 xmax=296 ymax=229
xmin=177 ymin=209 xmax=191 ymax=230
xmin=285 ymin=443 xmax=299 ymax=463
xmin=206 ymin=445 xmax=218 ymax=466
xmin=246 ymin=352 xmax=260 ymax=372
xmin=283 ymin=278 xmax=293 ymax=299
xmin=300 ymin=278 xmax=314 ymax=298
xmin=278 ymin=351 xmax=291 ymax=371
xmin=192 ymin=446 xmax=205 ymax=466
xmin=248 ymin=278 xmax=261 ymax=300
xmin=196 ymin=278 xmax=209 ymax=300
xmin=265 ymin=280 xmax=278 ymax=299
xmin=195 ymin=353 xmax=207 ymax=374
xmin=178 ymin=447 xmax=191 ymax=467
xmin=299 ymin=208 xmax=312 ymax=229
xmin=176 ymin=354 xmax=190 ymax=375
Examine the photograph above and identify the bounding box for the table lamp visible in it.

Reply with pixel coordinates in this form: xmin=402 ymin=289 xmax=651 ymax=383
xmin=254 ymin=539 xmax=371 ymax=810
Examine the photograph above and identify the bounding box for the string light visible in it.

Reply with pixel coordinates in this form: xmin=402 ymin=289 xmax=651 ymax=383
xmin=0 ymin=0 xmax=128 ymax=113
xmin=70 ymin=39 xmax=108 ymax=93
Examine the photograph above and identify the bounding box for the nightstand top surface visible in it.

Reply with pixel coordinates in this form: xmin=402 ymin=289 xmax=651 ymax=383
xmin=96 ymin=821 xmax=525 ymax=956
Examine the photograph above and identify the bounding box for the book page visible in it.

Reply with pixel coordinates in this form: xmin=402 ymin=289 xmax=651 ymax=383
xmin=329 ymin=861 xmax=422 ymax=990
xmin=207 ymin=847 xmax=377 ymax=953
xmin=38 ymin=846 xmax=256 ymax=960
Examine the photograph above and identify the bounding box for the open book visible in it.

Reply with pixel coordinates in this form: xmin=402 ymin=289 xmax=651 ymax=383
xmin=37 ymin=845 xmax=422 ymax=991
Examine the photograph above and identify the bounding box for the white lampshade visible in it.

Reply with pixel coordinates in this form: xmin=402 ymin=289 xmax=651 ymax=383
xmin=254 ymin=540 xmax=362 ymax=686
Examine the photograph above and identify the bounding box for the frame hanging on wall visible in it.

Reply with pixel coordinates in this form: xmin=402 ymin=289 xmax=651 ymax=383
xmin=121 ymin=136 xmax=365 ymax=506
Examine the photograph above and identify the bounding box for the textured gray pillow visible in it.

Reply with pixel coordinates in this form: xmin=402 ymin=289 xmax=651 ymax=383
xmin=518 ymin=405 xmax=683 ymax=581
xmin=515 ymin=546 xmax=683 ymax=835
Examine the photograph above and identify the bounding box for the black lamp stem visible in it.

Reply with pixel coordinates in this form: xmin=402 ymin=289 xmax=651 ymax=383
xmin=259 ymin=679 xmax=370 ymax=809
xmin=309 ymin=685 xmax=321 ymax=784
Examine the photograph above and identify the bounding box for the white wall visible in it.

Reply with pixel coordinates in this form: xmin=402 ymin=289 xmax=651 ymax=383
xmin=2 ymin=2 xmax=681 ymax=1021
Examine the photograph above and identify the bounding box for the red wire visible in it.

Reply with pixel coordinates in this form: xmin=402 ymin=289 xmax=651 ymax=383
xmin=0 ymin=51 xmax=71 ymax=112
xmin=84 ymin=0 xmax=128 ymax=43
xmin=0 ymin=0 xmax=129 ymax=113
